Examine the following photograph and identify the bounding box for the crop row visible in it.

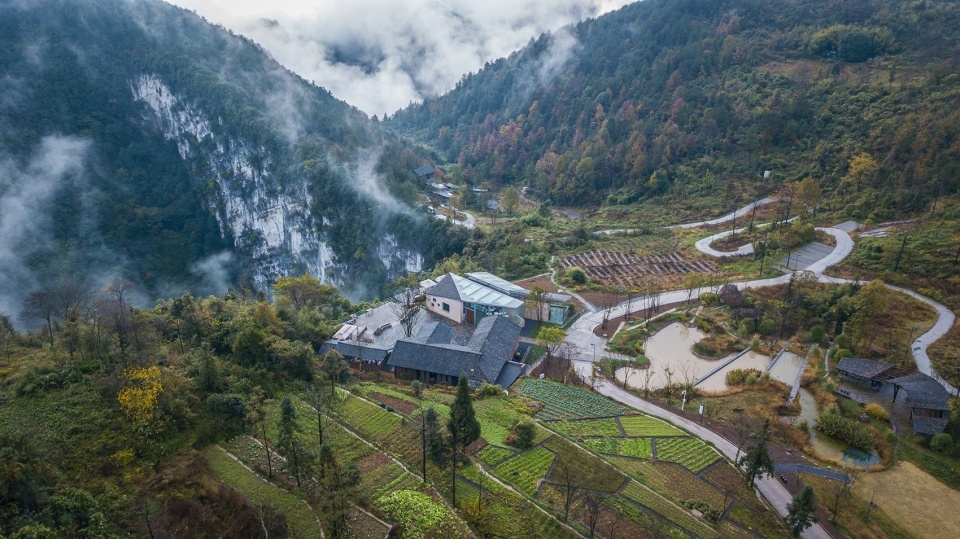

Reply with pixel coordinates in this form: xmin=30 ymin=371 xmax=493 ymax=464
xmin=358 ymin=459 xmax=420 ymax=501
xmin=582 ymin=437 xmax=653 ymax=459
xmin=618 ymin=415 xmax=683 ymax=437
xmin=494 ymin=446 xmax=555 ymax=497
xmin=339 ymin=395 xmax=406 ymax=441
xmin=604 ymin=456 xmax=726 ymax=511
xmin=542 ymin=436 xmax=627 ymax=492
xmin=620 ymin=480 xmax=720 ymax=538
xmin=516 ymin=379 xmax=628 ymax=420
xmin=655 ymin=437 xmax=720 ymax=473
xmin=476 ymin=444 xmax=516 ymax=466
xmin=290 ymin=398 xmax=374 ymax=463
xmin=547 ymin=417 xmax=622 ymax=437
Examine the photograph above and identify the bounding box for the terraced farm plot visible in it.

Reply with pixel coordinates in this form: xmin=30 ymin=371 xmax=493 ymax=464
xmin=702 ymin=463 xmax=768 ymax=513
xmin=290 ymin=399 xmax=373 ymax=463
xmin=357 ymin=458 xmax=420 ymax=501
xmin=547 ymin=417 xmax=622 ymax=437
xmin=543 ymin=436 xmax=627 ymax=492
xmin=202 ymin=447 xmax=323 ymax=539
xmin=604 ymin=456 xmax=726 ymax=511
xmin=620 ymin=480 xmax=721 ymax=538
xmin=558 ymin=250 xmax=716 ymax=288
xmin=515 ymin=378 xmax=628 ymax=420
xmin=582 ymin=437 xmax=653 ymax=459
xmin=618 ymin=415 xmax=684 ymax=437
xmin=494 ymin=447 xmax=555 ymax=496
xmin=655 ymin=437 xmax=720 ymax=472
xmin=339 ymin=395 xmax=406 ymax=440
xmin=477 ymin=445 xmax=516 ymax=466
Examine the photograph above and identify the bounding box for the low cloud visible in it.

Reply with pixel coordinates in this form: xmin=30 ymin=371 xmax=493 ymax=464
xmin=190 ymin=251 xmax=234 ymax=296
xmin=0 ymin=136 xmax=89 ymax=320
xmin=166 ymin=0 xmax=633 ymax=117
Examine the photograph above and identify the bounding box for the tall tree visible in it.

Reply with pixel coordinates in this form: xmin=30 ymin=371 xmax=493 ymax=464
xmin=317 ymin=444 xmax=361 ymax=538
xmin=20 ymin=289 xmax=56 ymax=349
xmin=501 ymin=187 xmax=520 ymax=216
xmin=321 ymin=349 xmax=349 ymax=397
xmin=390 ymin=285 xmax=422 ymax=338
xmin=246 ymin=387 xmax=273 ymax=478
xmin=554 ymin=462 xmax=582 ymax=523
xmin=447 ymin=373 xmax=481 ymax=508
xmin=527 ymin=285 xmax=548 ymax=326
xmin=277 ymin=396 xmax=303 ymax=487
xmin=785 ymin=485 xmax=818 ymax=537
xmin=739 ymin=420 xmax=774 ymax=487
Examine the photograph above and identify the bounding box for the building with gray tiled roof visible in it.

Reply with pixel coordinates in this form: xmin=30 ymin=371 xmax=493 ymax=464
xmin=387 ymin=316 xmax=523 ymax=388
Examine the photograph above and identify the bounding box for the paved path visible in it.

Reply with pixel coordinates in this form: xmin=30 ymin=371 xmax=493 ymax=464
xmin=670 ymin=197 xmax=780 ymax=229
xmin=695 ymin=227 xmax=754 ymax=257
xmin=572 ymin=360 xmax=832 ymax=539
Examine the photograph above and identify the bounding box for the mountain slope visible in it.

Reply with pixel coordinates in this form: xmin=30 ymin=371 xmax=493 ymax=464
xmin=0 ymin=0 xmax=463 ymax=315
xmin=388 ymin=0 xmax=960 ymax=217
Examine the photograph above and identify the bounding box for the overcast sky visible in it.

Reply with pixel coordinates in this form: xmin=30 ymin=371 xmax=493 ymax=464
xmin=166 ymin=0 xmax=633 ymax=117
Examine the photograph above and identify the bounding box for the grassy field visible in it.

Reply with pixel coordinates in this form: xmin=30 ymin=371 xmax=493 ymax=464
xmin=854 ymin=462 xmax=960 ymax=539
xmin=201 ymin=446 xmax=323 ymax=539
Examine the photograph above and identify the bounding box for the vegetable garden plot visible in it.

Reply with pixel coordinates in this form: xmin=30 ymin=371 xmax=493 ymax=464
xmin=543 ymin=436 xmax=627 ymax=492
xmin=515 ymin=378 xmax=628 ymax=420
xmin=558 ymin=250 xmax=717 ymax=288
xmin=547 ymin=417 xmax=622 ymax=437
xmin=654 ymin=437 xmax=720 ymax=473
xmin=477 ymin=444 xmax=516 ymax=466
xmin=494 ymin=446 xmax=555 ymax=497
xmin=604 ymin=456 xmax=727 ymax=512
xmin=581 ymin=437 xmax=653 ymax=459
xmin=620 ymin=481 xmax=722 ymax=538
xmin=618 ymin=415 xmax=684 ymax=437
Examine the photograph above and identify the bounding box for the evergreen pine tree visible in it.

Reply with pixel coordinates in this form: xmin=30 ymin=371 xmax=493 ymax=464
xmin=785 ymin=485 xmax=818 ymax=537
xmin=739 ymin=420 xmax=775 ymax=487
xmin=277 ymin=396 xmax=303 ymax=487
xmin=447 ymin=373 xmax=481 ymax=507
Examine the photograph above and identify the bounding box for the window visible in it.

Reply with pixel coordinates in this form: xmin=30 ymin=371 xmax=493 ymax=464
xmin=442 ymin=302 xmax=450 ymax=312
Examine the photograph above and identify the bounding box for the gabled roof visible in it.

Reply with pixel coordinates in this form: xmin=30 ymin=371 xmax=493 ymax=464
xmin=466 ymin=272 xmax=531 ymax=297
xmin=890 ymin=372 xmax=952 ymax=410
xmin=835 ymin=357 xmax=896 ymax=380
xmin=415 ymin=165 xmax=436 ymax=176
xmin=495 ymin=362 xmax=524 ymax=389
xmin=427 ymin=274 xmax=461 ymax=301
xmin=386 ymin=315 xmax=521 ymax=388
xmin=913 ymin=416 xmax=950 ymax=437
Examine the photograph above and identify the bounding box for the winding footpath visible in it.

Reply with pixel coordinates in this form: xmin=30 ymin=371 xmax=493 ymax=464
xmin=563 ymin=202 xmax=957 ymax=539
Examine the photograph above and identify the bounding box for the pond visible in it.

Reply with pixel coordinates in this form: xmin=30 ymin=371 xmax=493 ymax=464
xmin=766 ymin=350 xmax=807 ymax=386
xmin=791 ymin=388 xmax=880 ymax=468
xmin=696 ymin=350 xmax=773 ymax=393
xmin=615 ymin=322 xmax=754 ymax=391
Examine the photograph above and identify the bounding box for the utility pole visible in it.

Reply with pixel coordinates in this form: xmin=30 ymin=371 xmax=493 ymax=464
xmin=894 ymin=233 xmax=907 ymax=271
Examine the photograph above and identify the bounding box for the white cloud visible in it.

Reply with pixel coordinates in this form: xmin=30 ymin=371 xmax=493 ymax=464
xmin=165 ymin=0 xmax=634 ymax=117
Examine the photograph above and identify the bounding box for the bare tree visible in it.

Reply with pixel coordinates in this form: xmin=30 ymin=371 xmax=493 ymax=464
xmin=642 ymin=366 xmax=656 ymax=398
xmin=730 ymin=412 xmax=758 ymax=463
xmin=748 ymin=200 xmax=761 ymax=234
xmin=624 ymin=288 xmax=636 ymax=322
xmin=584 ymin=493 xmax=603 ymax=537
xmin=390 ymin=287 xmax=422 ymax=338
xmin=528 ymin=286 xmax=548 ymax=326
xmin=553 ymin=462 xmax=582 ymax=523
xmin=605 ymin=505 xmax=625 ymax=539
xmin=829 ymin=468 xmax=860 ymax=523
xmin=20 ymin=289 xmax=56 ymax=349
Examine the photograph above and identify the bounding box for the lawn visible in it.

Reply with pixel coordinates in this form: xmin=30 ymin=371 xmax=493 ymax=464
xmin=618 ymin=415 xmax=684 ymax=437
xmin=494 ymin=446 xmax=555 ymax=496
xmin=655 ymin=437 xmax=721 ymax=473
xmin=202 ymin=446 xmax=323 ymax=539
xmin=515 ymin=378 xmax=628 ymax=420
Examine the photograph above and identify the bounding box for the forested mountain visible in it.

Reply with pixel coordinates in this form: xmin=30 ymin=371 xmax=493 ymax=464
xmin=388 ymin=0 xmax=960 ymax=215
xmin=0 ymin=0 xmax=467 ymax=316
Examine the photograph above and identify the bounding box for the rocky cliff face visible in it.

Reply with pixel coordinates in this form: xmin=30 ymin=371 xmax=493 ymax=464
xmin=132 ymin=74 xmax=423 ymax=292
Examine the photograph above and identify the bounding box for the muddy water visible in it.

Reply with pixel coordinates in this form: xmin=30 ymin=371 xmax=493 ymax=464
xmin=792 ymin=388 xmax=879 ymax=468
xmin=616 ymin=322 xmax=730 ymax=390
xmin=696 ymin=350 xmax=772 ymax=393
xmin=767 ymin=351 xmax=807 ymax=385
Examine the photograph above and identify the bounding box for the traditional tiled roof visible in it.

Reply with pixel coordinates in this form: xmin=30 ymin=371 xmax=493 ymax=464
xmin=913 ymin=416 xmax=950 ymax=437
xmin=414 ymin=165 xmax=436 ymax=176
xmin=835 ymin=357 xmax=896 ymax=380
xmin=426 ymin=274 xmax=461 ymax=301
xmin=387 ymin=316 xmax=521 ymax=388
xmin=890 ymin=372 xmax=952 ymax=410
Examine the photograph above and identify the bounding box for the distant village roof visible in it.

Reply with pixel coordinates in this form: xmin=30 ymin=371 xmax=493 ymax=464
xmin=415 ymin=165 xmax=436 ymax=177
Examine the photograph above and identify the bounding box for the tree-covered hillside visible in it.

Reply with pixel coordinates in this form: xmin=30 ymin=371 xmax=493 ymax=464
xmin=0 ymin=0 xmax=466 ymax=313
xmin=388 ymin=0 xmax=960 ymax=216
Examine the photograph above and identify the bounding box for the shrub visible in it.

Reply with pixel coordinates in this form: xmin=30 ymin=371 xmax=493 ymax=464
xmin=514 ymin=421 xmax=536 ymax=449
xmin=739 ymin=318 xmax=756 ymax=335
xmin=863 ymin=403 xmax=889 ymax=422
xmin=817 ymin=410 xmax=875 ymax=450
xmin=567 ymin=267 xmax=588 ymax=285
xmin=759 ymin=319 xmax=777 ymax=335
xmin=809 ymin=326 xmax=826 ymax=344
xmin=796 ymin=419 xmax=810 ymax=432
xmin=931 ymin=433 xmax=954 ymax=454
xmin=376 ymin=490 xmax=461 ymax=539
xmin=699 ymin=292 xmax=719 ymax=306
xmin=411 ymin=379 xmax=422 ymax=398
xmin=475 ymin=381 xmax=503 ymax=398
xmin=834 ymin=334 xmax=851 ymax=349
xmin=726 ymin=368 xmax=762 ymax=387
xmin=833 ymin=349 xmax=853 ymax=362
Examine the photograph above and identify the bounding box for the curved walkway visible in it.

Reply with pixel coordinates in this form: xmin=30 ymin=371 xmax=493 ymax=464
xmin=670 ymin=197 xmax=780 ymax=229
xmin=561 ymin=202 xmax=956 ymax=539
